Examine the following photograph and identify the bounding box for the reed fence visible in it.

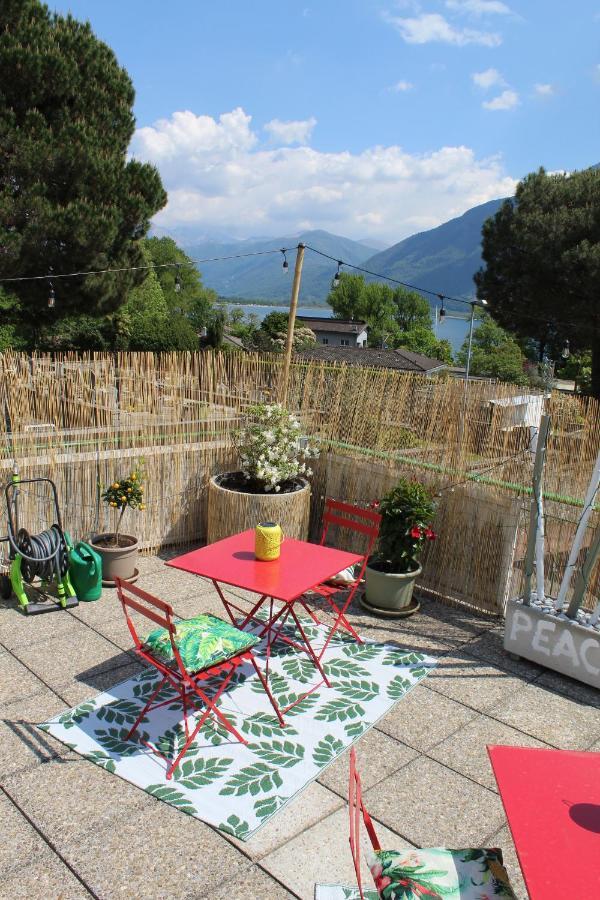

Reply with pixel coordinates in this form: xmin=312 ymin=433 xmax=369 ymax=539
xmin=0 ymin=350 xmax=598 ymax=616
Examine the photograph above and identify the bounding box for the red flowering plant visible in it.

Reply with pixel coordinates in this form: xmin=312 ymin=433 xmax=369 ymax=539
xmin=371 ymin=478 xmax=436 ymax=574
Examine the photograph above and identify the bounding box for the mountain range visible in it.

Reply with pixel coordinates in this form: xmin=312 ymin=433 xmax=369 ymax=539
xmin=170 ymin=197 xmax=508 ymax=306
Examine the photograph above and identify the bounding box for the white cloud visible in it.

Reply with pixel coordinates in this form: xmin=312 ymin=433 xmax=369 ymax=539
xmin=446 ymin=0 xmax=512 ymax=15
xmin=472 ymin=67 xmax=506 ymax=89
xmin=390 ymin=80 xmax=414 ymax=92
xmin=534 ymin=83 xmax=555 ymax=97
xmin=131 ymin=107 xmax=517 ymax=244
xmin=264 ymin=117 xmax=317 ymax=145
xmin=482 ymin=89 xmax=520 ymax=110
xmin=384 ymin=12 xmax=502 ymax=46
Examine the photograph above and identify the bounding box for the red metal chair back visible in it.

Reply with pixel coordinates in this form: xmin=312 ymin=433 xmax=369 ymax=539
xmin=115 ymin=576 xmax=187 ymax=680
xmin=320 ymin=499 xmax=381 ymax=581
xmin=349 ymin=747 xmax=381 ymax=900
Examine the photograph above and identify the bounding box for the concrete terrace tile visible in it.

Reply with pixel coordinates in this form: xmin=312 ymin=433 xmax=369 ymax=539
xmin=11 ymin=627 xmax=133 ymax=695
xmin=70 ymin=591 xmax=125 ymax=625
xmin=0 ymin=795 xmax=51 ymax=879
xmin=227 ymin=781 xmax=344 ymax=861
xmin=354 ymin=618 xmax=453 ymax=658
xmin=0 ymin=852 xmax=91 ymax=900
xmin=427 ymin=652 xmax=530 ymax=713
xmin=535 ymin=669 xmax=600 ymax=709
xmin=195 ymin=863 xmax=296 ymax=899
xmin=428 ymin=714 xmax=549 ymax=791
xmin=488 ymin=826 xmax=529 ymax=900
xmin=0 ymin=690 xmax=74 ymax=779
xmin=3 ymin=755 xmax=150 ymax=841
xmin=376 ymin=684 xmax=478 ymax=751
xmin=0 ymin=645 xmax=47 ymax=705
xmin=495 ymin=682 xmax=600 ymax=749
xmin=462 ymin=629 xmax=543 ymax=679
xmin=317 ymin=728 xmax=417 ymax=798
xmin=262 ymin=805 xmax=413 ymax=900
xmin=59 ymin=658 xmax=147 ymax=707
xmin=71 ymin=800 xmax=248 ymax=900
xmin=0 ymin=602 xmax=76 ymax=647
xmin=363 ymin=756 xmax=506 ymax=849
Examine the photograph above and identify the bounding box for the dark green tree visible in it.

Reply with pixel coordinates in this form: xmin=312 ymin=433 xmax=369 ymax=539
xmin=143 ymin=237 xmax=216 ymax=330
xmin=0 ymin=0 xmax=166 ymax=330
xmin=396 ymin=326 xmax=453 ymax=363
xmin=251 ymin=311 xmax=315 ymax=352
xmin=206 ymin=309 xmax=226 ymax=349
xmin=392 ymin=288 xmax=432 ymax=332
xmin=457 ymin=317 xmax=527 ymax=384
xmin=475 ymin=167 xmax=600 ymax=395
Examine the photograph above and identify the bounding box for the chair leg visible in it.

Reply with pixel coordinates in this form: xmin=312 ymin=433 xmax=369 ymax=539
xmin=125 ymin=674 xmax=169 ymax=741
xmin=318 ymin=585 xmax=363 ymax=660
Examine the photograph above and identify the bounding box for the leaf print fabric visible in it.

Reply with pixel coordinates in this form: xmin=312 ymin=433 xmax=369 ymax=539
xmin=143 ymin=613 xmax=259 ymax=674
xmin=40 ymin=616 xmax=435 ymax=840
xmin=368 ymin=847 xmax=516 ymax=900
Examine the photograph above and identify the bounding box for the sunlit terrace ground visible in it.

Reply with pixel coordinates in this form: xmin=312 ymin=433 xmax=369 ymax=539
xmin=2 ymin=551 xmax=599 ymax=900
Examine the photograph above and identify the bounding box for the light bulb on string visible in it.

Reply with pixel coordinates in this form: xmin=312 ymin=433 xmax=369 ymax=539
xmin=561 ymin=339 xmax=570 ymax=360
xmin=281 ymin=249 xmax=289 ymax=273
xmin=332 ymin=261 xmax=342 ymax=289
xmin=47 ymin=268 xmax=55 ymax=308
xmin=438 ymin=294 xmax=446 ymax=322
xmin=174 ymin=265 xmax=182 ymax=293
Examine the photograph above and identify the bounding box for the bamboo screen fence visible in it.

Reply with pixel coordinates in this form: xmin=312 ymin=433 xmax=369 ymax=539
xmin=0 ymin=350 xmax=598 ymax=615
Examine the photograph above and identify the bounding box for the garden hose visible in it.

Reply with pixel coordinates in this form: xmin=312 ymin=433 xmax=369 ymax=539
xmin=14 ymin=525 xmax=69 ymax=584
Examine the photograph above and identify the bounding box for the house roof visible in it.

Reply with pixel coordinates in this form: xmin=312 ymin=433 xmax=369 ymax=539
xmin=297 ymin=346 xmax=447 ymax=373
xmin=297 ymin=317 xmax=367 ymax=334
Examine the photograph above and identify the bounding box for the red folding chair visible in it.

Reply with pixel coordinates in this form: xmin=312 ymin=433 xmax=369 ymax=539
xmin=299 ymin=499 xmax=381 ymax=659
xmin=349 ymin=747 xmax=517 ymax=899
xmin=115 ymin=577 xmax=280 ymax=779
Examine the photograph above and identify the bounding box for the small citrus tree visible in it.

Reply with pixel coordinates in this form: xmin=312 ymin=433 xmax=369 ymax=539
xmin=102 ymin=465 xmax=145 ymax=546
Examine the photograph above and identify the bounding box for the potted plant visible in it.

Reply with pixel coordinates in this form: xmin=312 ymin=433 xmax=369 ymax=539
xmin=362 ymin=478 xmax=436 ymax=618
xmin=207 ymin=403 xmax=319 ymax=544
xmin=91 ymin=465 xmax=146 ymax=585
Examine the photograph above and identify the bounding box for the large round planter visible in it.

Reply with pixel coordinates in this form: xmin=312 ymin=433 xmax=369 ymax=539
xmin=207 ymin=474 xmax=310 ymax=544
xmin=90 ymin=533 xmax=139 ymax=586
xmin=362 ymin=561 xmax=422 ymax=617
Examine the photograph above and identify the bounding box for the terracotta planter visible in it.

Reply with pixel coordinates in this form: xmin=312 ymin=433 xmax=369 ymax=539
xmin=207 ymin=474 xmax=310 ymax=544
xmin=362 ymin=561 xmax=422 ymax=617
xmin=90 ymin=533 xmax=139 ymax=586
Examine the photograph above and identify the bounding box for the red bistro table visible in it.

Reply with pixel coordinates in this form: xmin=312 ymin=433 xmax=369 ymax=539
xmin=167 ymin=529 xmax=362 ymax=722
xmin=488 ymin=744 xmax=600 ymax=899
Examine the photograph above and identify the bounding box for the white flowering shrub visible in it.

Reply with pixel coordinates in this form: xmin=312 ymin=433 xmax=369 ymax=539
xmin=233 ymin=403 xmax=319 ymax=492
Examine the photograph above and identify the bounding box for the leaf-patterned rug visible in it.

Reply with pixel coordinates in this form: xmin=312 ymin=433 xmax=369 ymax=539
xmin=40 ymin=619 xmax=435 ymax=841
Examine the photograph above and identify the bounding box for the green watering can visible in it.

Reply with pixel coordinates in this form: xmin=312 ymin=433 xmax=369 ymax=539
xmin=69 ymin=542 xmax=103 ymax=602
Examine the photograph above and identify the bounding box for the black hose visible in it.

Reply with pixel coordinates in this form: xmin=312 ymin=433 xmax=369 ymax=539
xmin=16 ymin=525 xmax=69 ymax=584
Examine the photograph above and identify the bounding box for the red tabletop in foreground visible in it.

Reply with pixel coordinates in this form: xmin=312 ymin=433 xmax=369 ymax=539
xmin=166 ymin=529 xmax=363 ymax=603
xmin=488 ymin=744 xmax=600 ymax=900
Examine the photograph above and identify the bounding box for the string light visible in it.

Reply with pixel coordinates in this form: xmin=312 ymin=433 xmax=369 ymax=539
xmin=174 ymin=265 xmax=182 ymax=293
xmin=332 ymin=260 xmax=342 ymax=289
xmin=281 ymin=249 xmax=289 ymax=273
xmin=562 ymin=339 xmax=570 ymax=360
xmin=438 ymin=294 xmax=446 ymax=321
xmin=47 ymin=269 xmax=55 ymax=309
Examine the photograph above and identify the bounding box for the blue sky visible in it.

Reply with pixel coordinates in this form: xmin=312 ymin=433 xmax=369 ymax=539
xmin=52 ymin=1 xmax=600 ymax=245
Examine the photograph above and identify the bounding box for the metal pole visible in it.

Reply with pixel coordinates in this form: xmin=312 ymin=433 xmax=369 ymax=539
xmin=280 ymin=243 xmax=305 ymax=406
xmin=457 ymin=302 xmax=476 ymax=450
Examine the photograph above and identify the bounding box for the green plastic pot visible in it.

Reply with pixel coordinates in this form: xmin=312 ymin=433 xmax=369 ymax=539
xmin=364 ymin=561 xmax=422 ymax=613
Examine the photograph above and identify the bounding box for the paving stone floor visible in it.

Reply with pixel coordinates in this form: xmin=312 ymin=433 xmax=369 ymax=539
xmin=2 ymin=550 xmax=599 ymax=899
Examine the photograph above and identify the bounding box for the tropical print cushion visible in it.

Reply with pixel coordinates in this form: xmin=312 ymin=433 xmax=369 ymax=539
xmin=143 ymin=614 xmax=259 ymax=675
xmin=368 ymin=847 xmax=516 ymax=900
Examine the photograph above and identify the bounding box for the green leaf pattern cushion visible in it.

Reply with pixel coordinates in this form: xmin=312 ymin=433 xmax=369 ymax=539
xmin=368 ymin=847 xmax=516 ymax=900
xmin=144 ymin=614 xmax=259 ymax=675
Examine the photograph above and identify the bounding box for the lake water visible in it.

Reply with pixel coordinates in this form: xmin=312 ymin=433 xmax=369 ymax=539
xmin=219 ymin=302 xmax=470 ymax=355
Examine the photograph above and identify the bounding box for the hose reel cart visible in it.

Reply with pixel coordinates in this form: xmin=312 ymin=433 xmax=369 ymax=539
xmin=0 ymin=473 xmax=78 ymax=615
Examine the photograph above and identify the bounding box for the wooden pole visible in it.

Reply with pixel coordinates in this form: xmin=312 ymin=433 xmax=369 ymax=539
xmin=280 ymin=243 xmax=305 ymax=406
xmin=522 ymin=414 xmax=550 ymax=605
